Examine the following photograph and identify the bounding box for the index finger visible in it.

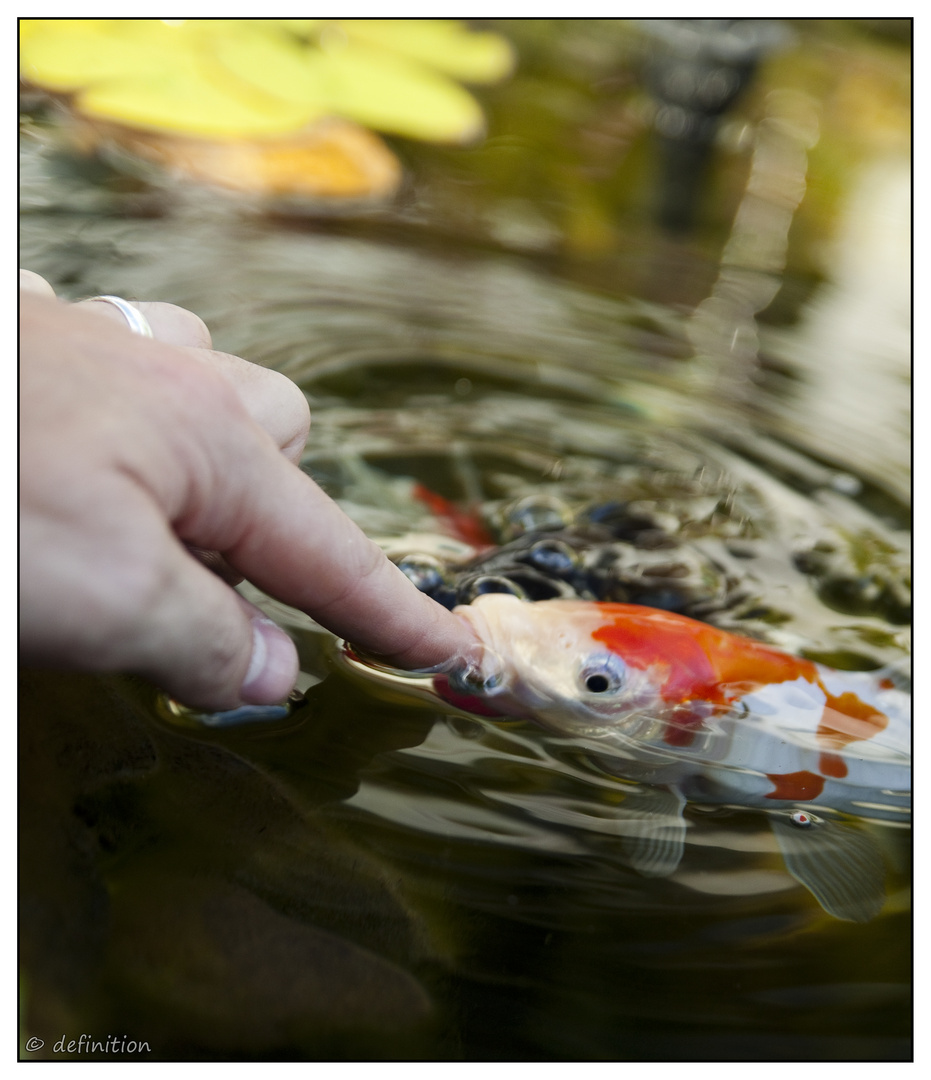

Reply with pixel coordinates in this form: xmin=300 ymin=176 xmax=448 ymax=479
xmin=253 ymin=470 xmax=479 ymax=669
xmin=188 ymin=430 xmax=480 ymax=670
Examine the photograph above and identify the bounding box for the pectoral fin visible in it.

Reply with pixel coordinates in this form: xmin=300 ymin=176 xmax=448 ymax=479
xmin=619 ymin=786 xmax=688 ymax=878
xmin=769 ymin=814 xmax=886 ymax=922
xmin=479 ymin=782 xmax=687 ymax=877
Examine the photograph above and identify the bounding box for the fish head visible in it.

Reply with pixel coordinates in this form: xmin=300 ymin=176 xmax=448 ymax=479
xmin=446 ymin=594 xmax=665 ymax=737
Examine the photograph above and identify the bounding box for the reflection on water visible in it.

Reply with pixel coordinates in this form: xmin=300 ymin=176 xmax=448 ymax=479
xmin=763 ymin=155 xmax=911 ymax=502
xmin=687 ymin=88 xmax=820 ymax=406
xmin=20 ymin=19 xmax=909 ymax=1062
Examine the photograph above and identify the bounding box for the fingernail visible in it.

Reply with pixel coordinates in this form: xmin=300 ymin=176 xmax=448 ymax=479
xmin=240 ymin=617 xmax=299 ymax=705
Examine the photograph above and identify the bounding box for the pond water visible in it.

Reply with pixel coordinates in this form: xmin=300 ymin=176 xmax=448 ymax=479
xmin=19 ymin=20 xmax=911 ymax=1062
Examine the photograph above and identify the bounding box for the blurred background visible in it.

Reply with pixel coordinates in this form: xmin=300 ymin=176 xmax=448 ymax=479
xmin=20 ymin=17 xmax=912 ymax=498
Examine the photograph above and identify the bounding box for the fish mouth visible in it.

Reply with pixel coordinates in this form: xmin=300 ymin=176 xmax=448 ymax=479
xmin=449 ymin=598 xmax=608 ymax=724
xmin=432 ymin=671 xmax=533 ymax=719
xmin=336 ymin=636 xmax=529 ymax=719
xmin=432 ymin=648 xmax=534 ymax=720
xmin=449 ymin=602 xmax=508 ymax=681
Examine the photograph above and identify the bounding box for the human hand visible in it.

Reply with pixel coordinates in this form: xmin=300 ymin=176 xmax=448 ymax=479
xmin=20 ymin=271 xmax=479 ymax=710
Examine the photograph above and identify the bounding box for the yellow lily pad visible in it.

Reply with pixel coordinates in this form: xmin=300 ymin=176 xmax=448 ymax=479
xmin=209 ymin=25 xmax=331 ymax=107
xmin=19 ymin=19 xmax=192 ymax=91
xmin=214 ymin=29 xmax=487 ymax=144
xmin=342 ymin=19 xmax=515 ymax=83
xmin=77 ymin=61 xmax=318 ymax=140
xmin=306 ymin=40 xmax=487 ymax=144
xmin=277 ymin=20 xmax=324 ymax=37
xmin=20 ymin=18 xmax=506 ymax=145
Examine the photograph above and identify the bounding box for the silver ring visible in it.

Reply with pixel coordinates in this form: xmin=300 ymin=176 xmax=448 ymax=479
xmin=87 ymin=295 xmax=154 ymax=338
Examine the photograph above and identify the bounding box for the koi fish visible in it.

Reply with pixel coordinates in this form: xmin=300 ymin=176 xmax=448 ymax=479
xmin=315 ymin=451 xmax=494 ymax=552
xmin=408 ymin=482 xmax=494 ymax=549
xmin=343 ymin=593 xmax=910 ymax=922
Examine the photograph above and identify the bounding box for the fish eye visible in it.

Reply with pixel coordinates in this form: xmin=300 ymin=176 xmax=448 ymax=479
xmin=585 ymin=673 xmax=611 ymax=693
xmin=578 ymin=655 xmax=627 ymax=695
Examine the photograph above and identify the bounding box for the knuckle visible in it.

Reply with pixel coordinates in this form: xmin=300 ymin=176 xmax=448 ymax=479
xmin=142 ymin=302 xmax=213 ymax=349
xmin=201 ymin=354 xmax=310 ymax=456
xmin=159 ymin=351 xmax=246 ymax=422
xmin=266 ymin=369 xmax=311 ymax=454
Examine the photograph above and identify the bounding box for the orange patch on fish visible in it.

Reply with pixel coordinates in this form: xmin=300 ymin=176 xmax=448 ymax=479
xmin=765 ymin=770 xmax=826 ymax=801
xmin=817 ymin=692 xmax=888 ymax=749
xmin=592 ymin=607 xmax=727 ymax=705
xmin=411 ymin=482 xmax=494 ymax=548
xmin=818 ymin=752 xmax=848 ymax=779
xmin=592 ymin=604 xmax=890 ymax=758
xmin=662 ymin=704 xmax=712 ymax=747
xmin=593 ymin=605 xmax=821 ymax=706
